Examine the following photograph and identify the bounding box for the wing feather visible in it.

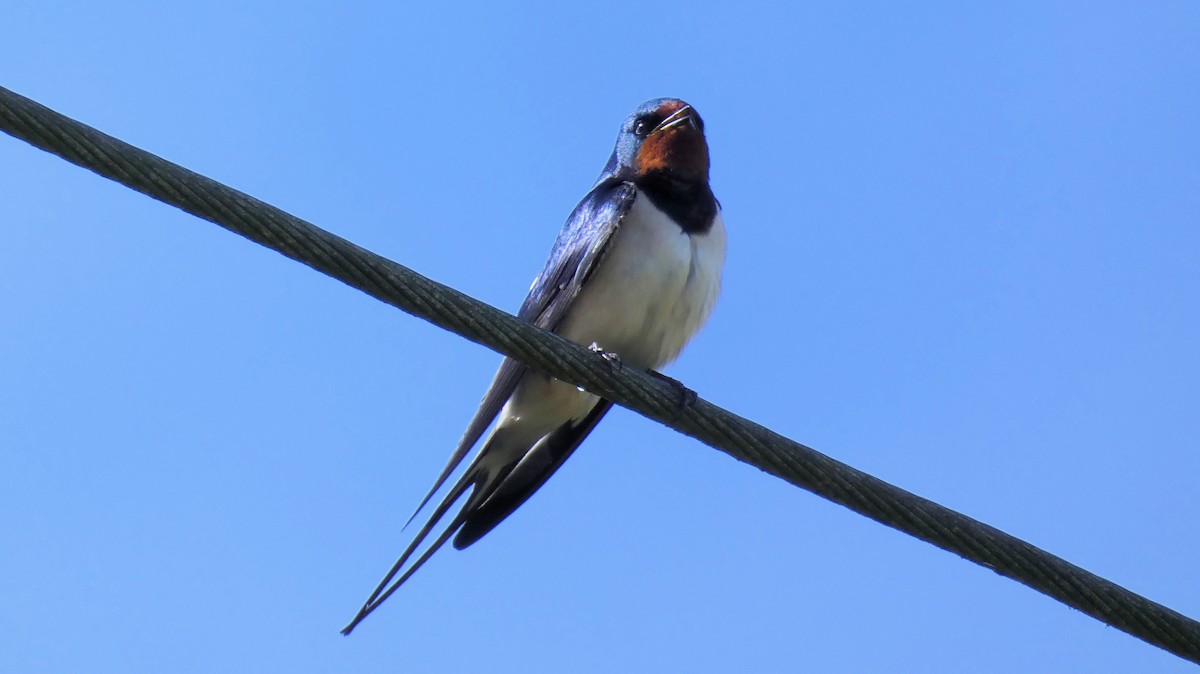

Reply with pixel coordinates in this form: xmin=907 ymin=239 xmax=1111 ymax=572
xmin=403 ymin=180 xmax=636 ymax=523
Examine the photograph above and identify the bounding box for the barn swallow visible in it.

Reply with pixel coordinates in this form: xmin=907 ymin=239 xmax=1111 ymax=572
xmin=342 ymin=98 xmax=725 ymax=633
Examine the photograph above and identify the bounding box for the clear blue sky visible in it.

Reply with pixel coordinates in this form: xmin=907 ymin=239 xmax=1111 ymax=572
xmin=2 ymin=3 xmax=1197 ymax=672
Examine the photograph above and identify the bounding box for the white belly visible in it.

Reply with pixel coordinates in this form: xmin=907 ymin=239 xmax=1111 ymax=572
xmin=498 ymin=190 xmax=725 ymax=437
xmin=559 ymin=191 xmax=726 ymax=370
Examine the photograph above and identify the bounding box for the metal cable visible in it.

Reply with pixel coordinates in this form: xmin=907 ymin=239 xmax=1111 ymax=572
xmin=2 ymin=85 xmax=1197 ymax=664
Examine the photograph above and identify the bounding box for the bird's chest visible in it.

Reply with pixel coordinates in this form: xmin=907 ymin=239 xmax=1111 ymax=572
xmin=558 ymin=194 xmax=725 ymax=369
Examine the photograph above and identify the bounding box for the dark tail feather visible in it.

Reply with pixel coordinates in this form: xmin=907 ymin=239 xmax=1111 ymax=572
xmin=342 ymin=468 xmax=480 ymax=635
xmin=342 ymin=434 xmax=526 ymax=634
xmin=401 ymin=441 xmax=471 ymax=532
xmin=453 ymin=401 xmax=613 ymax=550
xmin=343 ymin=401 xmax=610 ymax=633
xmin=402 ymin=360 xmax=528 ymax=531
xmin=343 ymin=508 xmax=467 ymax=634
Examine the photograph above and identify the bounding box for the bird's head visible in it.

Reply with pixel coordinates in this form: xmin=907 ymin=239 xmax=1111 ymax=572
xmin=604 ymin=98 xmax=709 ymax=184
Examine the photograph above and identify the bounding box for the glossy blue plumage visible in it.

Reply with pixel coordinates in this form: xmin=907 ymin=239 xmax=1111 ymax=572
xmin=519 ymin=179 xmax=637 ymax=325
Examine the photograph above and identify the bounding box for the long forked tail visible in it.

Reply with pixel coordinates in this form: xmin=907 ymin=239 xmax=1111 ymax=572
xmin=342 ymin=401 xmax=613 ymax=634
xmin=400 ymin=361 xmax=529 ymax=532
xmin=340 ymin=463 xmax=498 ymax=635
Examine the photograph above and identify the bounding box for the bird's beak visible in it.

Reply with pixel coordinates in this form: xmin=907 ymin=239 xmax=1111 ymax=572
xmin=653 ymin=105 xmax=698 ymax=134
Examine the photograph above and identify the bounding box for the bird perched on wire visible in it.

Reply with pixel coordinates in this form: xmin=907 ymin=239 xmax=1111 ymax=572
xmin=343 ymin=97 xmax=726 ymax=633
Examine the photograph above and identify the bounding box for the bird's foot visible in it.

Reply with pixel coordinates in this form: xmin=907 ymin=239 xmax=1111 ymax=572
xmin=588 ymin=342 xmax=623 ymax=371
xmin=649 ymin=370 xmax=697 ymax=418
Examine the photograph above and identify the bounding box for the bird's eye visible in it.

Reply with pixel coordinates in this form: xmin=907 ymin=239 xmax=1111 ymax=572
xmin=633 ymin=119 xmax=651 ymax=137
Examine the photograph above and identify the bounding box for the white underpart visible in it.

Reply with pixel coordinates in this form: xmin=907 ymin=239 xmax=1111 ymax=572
xmin=494 ymin=189 xmax=726 ymax=452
